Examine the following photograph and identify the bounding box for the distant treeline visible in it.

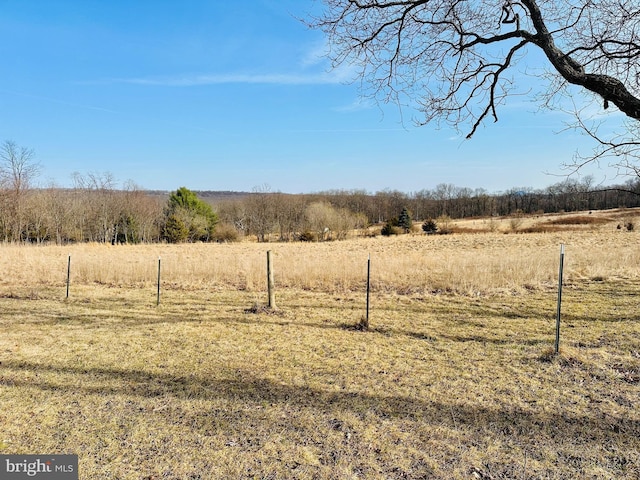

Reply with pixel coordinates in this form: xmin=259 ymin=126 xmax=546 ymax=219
xmin=3 ymin=175 xmax=640 ymax=244
xmin=295 ymin=177 xmax=640 ymax=223
xmin=215 ymin=177 xmax=640 ymax=241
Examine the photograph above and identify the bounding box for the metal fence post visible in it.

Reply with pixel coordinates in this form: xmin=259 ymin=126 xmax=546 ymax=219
xmin=555 ymin=244 xmax=565 ymax=354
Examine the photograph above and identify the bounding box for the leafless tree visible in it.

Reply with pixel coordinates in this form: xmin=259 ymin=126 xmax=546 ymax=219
xmin=0 ymin=141 xmax=39 ymax=193
xmin=313 ymin=0 xmax=640 ymax=174
xmin=24 ymin=190 xmax=51 ymax=243
xmin=121 ymin=185 xmax=164 ymax=243
xmin=304 ymin=201 xmax=367 ymax=240
xmin=0 ymin=141 xmax=40 ymax=241
xmin=273 ymin=193 xmax=306 ymax=241
xmin=38 ymin=185 xmax=75 ymax=244
xmin=244 ymin=185 xmax=278 ymax=242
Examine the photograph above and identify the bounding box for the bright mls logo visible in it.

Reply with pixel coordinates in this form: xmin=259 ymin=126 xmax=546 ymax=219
xmin=1 ymin=455 xmax=78 ymax=479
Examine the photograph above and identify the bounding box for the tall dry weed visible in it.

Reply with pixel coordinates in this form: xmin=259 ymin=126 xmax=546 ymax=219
xmin=0 ymin=229 xmax=637 ymax=295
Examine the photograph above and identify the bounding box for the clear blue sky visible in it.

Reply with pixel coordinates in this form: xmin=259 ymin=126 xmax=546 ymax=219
xmin=0 ymin=0 xmax=625 ymax=194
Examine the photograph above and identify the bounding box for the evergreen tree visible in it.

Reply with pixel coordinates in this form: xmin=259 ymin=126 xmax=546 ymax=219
xmin=163 ymin=214 xmax=189 ymax=243
xmin=381 ymin=221 xmax=396 ymax=236
xmin=422 ymin=218 xmax=438 ymax=234
xmin=398 ymin=207 xmax=412 ymax=233
xmin=164 ymin=187 xmax=218 ymax=242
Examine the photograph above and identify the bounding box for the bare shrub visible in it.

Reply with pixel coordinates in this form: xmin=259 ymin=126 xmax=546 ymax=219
xmin=436 ymin=215 xmax=453 ymax=234
xmin=509 ymin=210 xmax=525 ymax=232
xmin=211 ymin=223 xmax=240 ymax=243
xmin=548 ymin=215 xmax=611 ymax=225
xmin=487 ymin=217 xmax=500 ymax=233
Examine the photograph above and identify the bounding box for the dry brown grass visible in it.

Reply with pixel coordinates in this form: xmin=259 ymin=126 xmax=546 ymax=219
xmin=1 ymin=212 xmax=640 ymax=478
xmin=546 ymin=215 xmax=612 ymax=225
xmin=0 ymin=225 xmax=638 ymax=296
xmin=454 ymin=207 xmax=640 ymax=234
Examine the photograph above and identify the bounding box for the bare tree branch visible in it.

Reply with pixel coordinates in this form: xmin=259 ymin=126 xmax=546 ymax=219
xmin=312 ymin=0 xmax=640 ymax=174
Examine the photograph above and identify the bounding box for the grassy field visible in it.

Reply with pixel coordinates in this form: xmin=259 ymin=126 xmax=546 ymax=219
xmin=1 ymin=210 xmax=640 ymax=479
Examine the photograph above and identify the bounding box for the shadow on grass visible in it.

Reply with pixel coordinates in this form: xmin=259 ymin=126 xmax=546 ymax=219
xmin=0 ymin=296 xmax=600 ymax=349
xmin=439 ymin=334 xmax=549 ymax=346
xmin=1 ymin=358 xmax=639 ymax=451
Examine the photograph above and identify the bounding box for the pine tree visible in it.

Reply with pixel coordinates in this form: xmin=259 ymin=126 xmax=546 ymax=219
xmin=398 ymin=207 xmax=412 ymax=233
xmin=164 ymin=187 xmax=218 ymax=242
xmin=381 ymin=221 xmax=396 ymax=236
xmin=422 ymin=218 xmax=438 ymax=234
xmin=163 ymin=214 xmax=189 ymax=243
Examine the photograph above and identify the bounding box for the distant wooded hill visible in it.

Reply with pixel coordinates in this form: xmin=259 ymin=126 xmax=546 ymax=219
xmin=3 ymin=177 xmax=639 ymax=244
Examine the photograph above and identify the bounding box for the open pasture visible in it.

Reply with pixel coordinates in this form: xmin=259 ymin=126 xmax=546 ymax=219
xmin=1 ymin=216 xmax=639 ymax=478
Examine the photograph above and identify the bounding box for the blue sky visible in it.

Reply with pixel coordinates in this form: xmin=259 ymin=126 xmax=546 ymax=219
xmin=0 ymin=0 xmax=626 ymax=194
